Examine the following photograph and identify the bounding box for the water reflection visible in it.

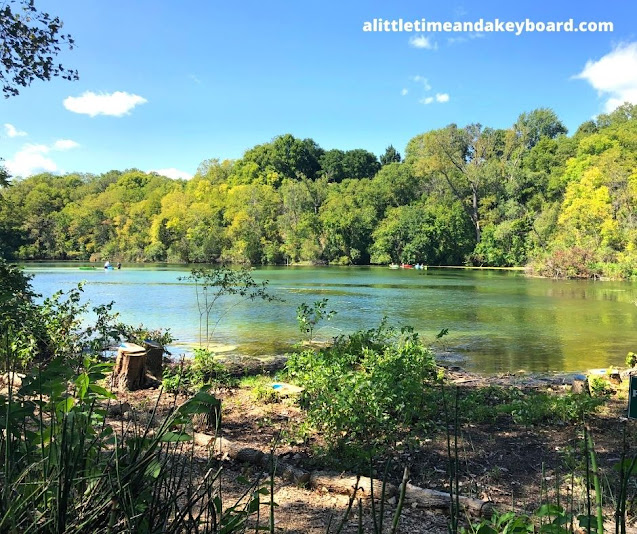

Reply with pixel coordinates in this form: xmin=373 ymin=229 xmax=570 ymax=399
xmin=23 ymin=263 xmax=637 ymax=374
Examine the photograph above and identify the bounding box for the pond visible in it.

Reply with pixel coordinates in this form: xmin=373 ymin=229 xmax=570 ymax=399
xmin=23 ymin=263 xmax=637 ymax=374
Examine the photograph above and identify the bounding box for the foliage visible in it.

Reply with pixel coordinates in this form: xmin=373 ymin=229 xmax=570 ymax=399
xmin=116 ymin=322 xmax=174 ymax=349
xmin=0 ymin=0 xmax=78 ymax=97
xmin=531 ymin=246 xmax=601 ymax=279
xmin=162 ymin=349 xmax=235 ymax=394
xmin=456 ymin=386 xmax=605 ymax=426
xmin=1 ymin=107 xmax=636 ymax=278
xmin=240 ymin=375 xmax=281 ymax=404
xmin=296 ymin=298 xmax=336 ymax=342
xmin=380 ymin=145 xmax=402 ymax=166
xmin=286 ymin=322 xmax=438 ymax=450
xmin=0 ymin=262 xmax=271 ymax=532
xmin=0 ymin=262 xmax=126 ymax=371
xmin=0 ymin=358 xmax=269 ymax=532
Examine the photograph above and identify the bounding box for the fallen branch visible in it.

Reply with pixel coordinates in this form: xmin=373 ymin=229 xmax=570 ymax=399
xmin=194 ymin=433 xmax=494 ymax=517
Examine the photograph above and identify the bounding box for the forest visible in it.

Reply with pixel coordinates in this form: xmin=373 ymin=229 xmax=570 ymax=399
xmin=1 ymin=104 xmax=636 ymax=279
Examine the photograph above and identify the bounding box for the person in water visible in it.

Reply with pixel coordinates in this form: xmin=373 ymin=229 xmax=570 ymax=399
xmin=104 ymin=261 xmax=110 ymax=269
xmin=117 ymin=262 xmax=121 ymax=270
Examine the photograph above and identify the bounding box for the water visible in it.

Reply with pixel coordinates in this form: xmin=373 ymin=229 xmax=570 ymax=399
xmin=22 ymin=263 xmax=637 ymax=374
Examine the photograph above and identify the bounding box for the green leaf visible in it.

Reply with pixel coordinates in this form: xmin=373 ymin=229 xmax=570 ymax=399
xmin=88 ymin=384 xmax=116 ymax=399
xmin=56 ymin=397 xmax=75 ymax=414
xmin=75 ymin=372 xmax=89 ymax=400
xmin=159 ymin=431 xmax=191 ymax=442
xmin=536 ymin=503 xmax=564 ymax=517
xmin=145 ymin=459 xmax=163 ymax=478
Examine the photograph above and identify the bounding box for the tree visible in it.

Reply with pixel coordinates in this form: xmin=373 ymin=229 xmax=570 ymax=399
xmin=341 ymin=149 xmax=380 ymax=179
xmin=238 ymin=134 xmax=324 ymax=183
xmin=513 ymin=108 xmax=567 ymax=149
xmin=380 ymin=145 xmax=402 ymax=165
xmin=319 ymin=149 xmax=346 ymax=182
xmin=407 ymin=124 xmax=503 ymax=243
xmin=0 ymin=163 xmax=9 ymax=188
xmin=0 ymin=0 xmax=78 ymax=97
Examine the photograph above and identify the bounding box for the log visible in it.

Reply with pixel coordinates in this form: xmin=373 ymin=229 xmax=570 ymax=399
xmin=402 ymin=483 xmax=495 ymax=517
xmin=309 ymin=471 xmax=395 ymax=498
xmin=195 ymin=435 xmax=492 ymax=516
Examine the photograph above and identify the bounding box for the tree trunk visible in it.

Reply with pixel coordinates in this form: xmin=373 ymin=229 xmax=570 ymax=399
xmin=472 ymin=185 xmax=481 ymax=243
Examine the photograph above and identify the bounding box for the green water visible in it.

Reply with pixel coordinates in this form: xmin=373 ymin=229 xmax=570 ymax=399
xmin=23 ymin=263 xmax=637 ymax=374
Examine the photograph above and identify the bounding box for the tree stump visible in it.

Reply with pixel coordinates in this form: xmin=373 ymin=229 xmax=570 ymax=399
xmin=572 ymin=375 xmax=590 ymax=395
xmin=112 ymin=343 xmax=147 ymax=391
xmin=143 ymin=340 xmax=164 ymax=381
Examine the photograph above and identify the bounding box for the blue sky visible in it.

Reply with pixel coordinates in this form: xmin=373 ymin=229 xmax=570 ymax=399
xmin=1 ymin=0 xmax=636 ymax=179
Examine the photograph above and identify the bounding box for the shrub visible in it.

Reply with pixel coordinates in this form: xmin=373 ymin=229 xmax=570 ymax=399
xmin=533 ymin=246 xmax=601 ymax=279
xmin=286 ymin=322 xmax=438 ymax=450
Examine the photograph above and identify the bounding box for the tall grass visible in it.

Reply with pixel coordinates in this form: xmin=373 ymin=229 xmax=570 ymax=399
xmin=0 ymin=335 xmax=271 ymax=533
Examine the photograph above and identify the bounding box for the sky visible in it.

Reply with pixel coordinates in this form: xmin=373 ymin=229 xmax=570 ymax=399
xmin=1 ymin=0 xmax=636 ymax=180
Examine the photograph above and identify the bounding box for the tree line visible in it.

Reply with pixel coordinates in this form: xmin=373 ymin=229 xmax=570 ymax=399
xmin=1 ymin=105 xmax=636 ymax=279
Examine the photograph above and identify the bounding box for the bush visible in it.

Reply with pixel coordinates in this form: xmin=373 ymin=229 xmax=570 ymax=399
xmin=533 ymin=246 xmax=601 ymax=279
xmin=286 ymin=321 xmax=438 ymax=450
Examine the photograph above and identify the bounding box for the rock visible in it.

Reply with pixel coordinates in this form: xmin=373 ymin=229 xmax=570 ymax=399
xmin=0 ymin=372 xmax=25 ymax=390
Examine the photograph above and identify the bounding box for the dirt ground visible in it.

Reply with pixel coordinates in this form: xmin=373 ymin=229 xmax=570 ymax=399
xmin=115 ymin=368 xmax=637 ymax=534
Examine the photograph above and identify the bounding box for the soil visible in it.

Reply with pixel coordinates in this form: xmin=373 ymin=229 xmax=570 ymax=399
xmin=113 ymin=366 xmax=637 ymax=534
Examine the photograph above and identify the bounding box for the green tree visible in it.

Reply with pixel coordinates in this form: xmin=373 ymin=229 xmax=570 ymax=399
xmin=341 ymin=148 xmax=380 ymax=179
xmin=380 ymin=145 xmax=402 ymax=165
xmin=514 ymin=108 xmax=567 ymax=149
xmin=407 ymin=124 xmax=502 ymax=243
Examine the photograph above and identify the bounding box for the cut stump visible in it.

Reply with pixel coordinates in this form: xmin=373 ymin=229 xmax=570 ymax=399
xmin=144 ymin=340 xmax=164 ymax=381
xmin=112 ymin=343 xmax=147 ymax=391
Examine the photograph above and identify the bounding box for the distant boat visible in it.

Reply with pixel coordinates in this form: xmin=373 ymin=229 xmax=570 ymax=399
xmin=78 ymin=266 xmax=96 ymax=270
xmin=389 ymin=264 xmax=399 ymax=269
xmin=401 ymin=263 xmax=414 ymax=269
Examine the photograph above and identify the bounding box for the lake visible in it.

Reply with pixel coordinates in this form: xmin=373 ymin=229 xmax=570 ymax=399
xmin=22 ymin=263 xmax=637 ymax=374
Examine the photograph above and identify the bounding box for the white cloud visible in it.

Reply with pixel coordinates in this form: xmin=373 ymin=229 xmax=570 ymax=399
xmin=4 ymin=123 xmax=27 ymax=138
xmin=410 ymin=75 xmax=432 ymax=91
xmin=420 ymin=96 xmax=434 ymax=105
xmin=63 ymin=91 xmax=148 ymax=117
xmin=5 ymin=145 xmax=56 ymax=177
xmin=409 ymin=34 xmax=437 ymax=50
xmin=53 ymin=139 xmax=80 ymax=150
xmin=401 ymin=88 xmax=408 ymax=96
xmin=5 ymin=139 xmax=80 ymax=177
xmin=575 ymin=42 xmax=637 ymax=112
xmin=436 ymin=93 xmax=450 ymax=103
xmin=149 ymin=167 xmax=193 ymax=180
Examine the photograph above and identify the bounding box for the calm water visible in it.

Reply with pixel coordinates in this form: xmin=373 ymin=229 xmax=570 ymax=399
xmin=22 ymin=263 xmax=637 ymax=374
